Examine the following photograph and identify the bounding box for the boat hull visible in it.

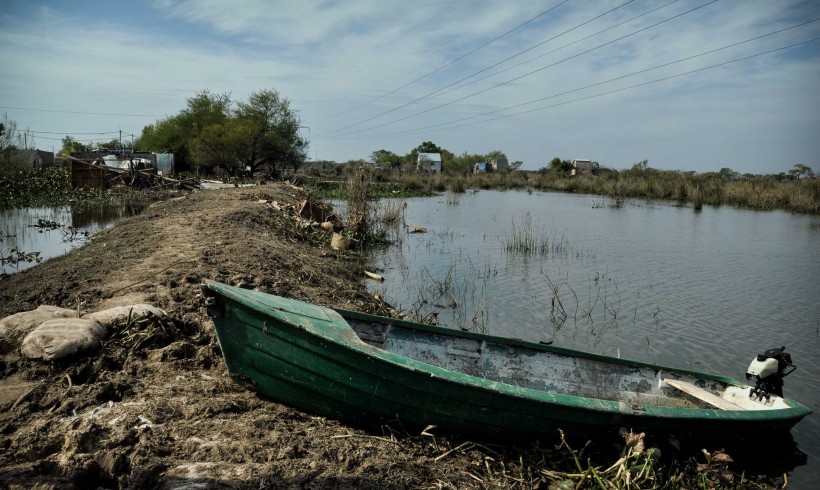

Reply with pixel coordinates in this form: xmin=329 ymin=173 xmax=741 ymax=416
xmin=203 ymin=282 xmax=811 ymax=442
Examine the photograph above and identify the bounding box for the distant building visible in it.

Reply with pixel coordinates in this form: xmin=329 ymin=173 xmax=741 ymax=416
xmin=6 ymin=149 xmax=55 ymax=168
xmin=571 ymin=159 xmax=592 ymax=176
xmin=417 ymin=152 xmax=442 ymax=172
xmin=489 ymin=155 xmax=508 ymax=172
xmin=474 ymin=162 xmax=487 ymax=173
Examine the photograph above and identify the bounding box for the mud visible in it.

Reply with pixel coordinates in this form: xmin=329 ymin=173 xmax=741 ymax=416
xmin=0 ymin=185 xmax=481 ymax=489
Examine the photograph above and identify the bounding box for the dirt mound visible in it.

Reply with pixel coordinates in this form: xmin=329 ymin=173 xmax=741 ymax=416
xmin=0 ymin=185 xmax=469 ymax=489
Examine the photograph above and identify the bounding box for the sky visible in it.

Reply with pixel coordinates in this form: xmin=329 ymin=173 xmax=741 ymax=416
xmin=1 ymin=0 xmax=819 ymax=174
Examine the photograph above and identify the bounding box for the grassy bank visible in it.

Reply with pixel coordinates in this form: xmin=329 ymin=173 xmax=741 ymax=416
xmin=302 ymin=166 xmax=820 ymax=214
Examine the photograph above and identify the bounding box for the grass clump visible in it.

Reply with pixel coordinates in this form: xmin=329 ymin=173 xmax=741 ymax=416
xmin=505 ymin=212 xmax=549 ymax=255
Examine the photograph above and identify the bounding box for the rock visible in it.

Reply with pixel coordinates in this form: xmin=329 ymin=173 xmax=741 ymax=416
xmin=0 ymin=305 xmax=76 ymax=353
xmin=82 ymin=304 xmax=167 ymax=328
xmin=21 ymin=318 xmax=106 ymax=361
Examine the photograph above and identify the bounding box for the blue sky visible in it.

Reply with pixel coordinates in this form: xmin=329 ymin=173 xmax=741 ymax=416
xmin=1 ymin=0 xmax=819 ymax=174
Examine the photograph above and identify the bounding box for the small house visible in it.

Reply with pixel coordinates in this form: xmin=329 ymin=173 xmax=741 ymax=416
xmin=489 ymin=156 xmax=508 ymax=172
xmin=474 ymin=162 xmax=487 ymax=173
xmin=571 ymin=159 xmax=592 ymax=176
xmin=417 ymin=152 xmax=442 ymax=173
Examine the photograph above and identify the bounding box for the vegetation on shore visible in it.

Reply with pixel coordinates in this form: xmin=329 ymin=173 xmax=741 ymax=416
xmin=302 ymin=160 xmax=819 ymax=215
xmin=0 ymin=167 xmax=173 ymax=210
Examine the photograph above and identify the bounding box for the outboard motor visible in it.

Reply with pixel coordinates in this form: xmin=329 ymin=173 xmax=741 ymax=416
xmin=746 ymin=346 xmax=797 ymax=399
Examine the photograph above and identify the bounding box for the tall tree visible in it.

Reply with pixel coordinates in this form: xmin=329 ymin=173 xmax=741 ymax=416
xmin=234 ymin=89 xmax=307 ymax=177
xmin=139 ymin=90 xmax=231 ymax=172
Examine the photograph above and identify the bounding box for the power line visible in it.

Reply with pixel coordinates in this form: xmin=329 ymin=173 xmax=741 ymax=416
xmin=0 ymin=106 xmax=162 ymax=117
xmin=28 ymin=134 xmax=130 ymax=142
xmin=357 ymin=18 xmax=820 ymax=139
xmin=320 ymin=0 xmax=639 ymax=136
xmin=353 ymin=36 xmax=820 ymax=140
xmin=431 ymin=0 xmax=682 ymax=101
xmin=26 ymin=130 xmax=122 ymax=135
xmin=325 ymin=0 xmax=720 ymax=138
xmin=317 ymin=0 xmax=573 ymax=123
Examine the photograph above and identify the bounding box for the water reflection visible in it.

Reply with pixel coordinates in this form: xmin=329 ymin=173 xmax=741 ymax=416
xmin=1 ymin=203 xmax=146 ymax=275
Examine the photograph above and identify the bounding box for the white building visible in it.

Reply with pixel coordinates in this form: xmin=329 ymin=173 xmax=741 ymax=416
xmin=417 ymin=152 xmax=442 ymax=172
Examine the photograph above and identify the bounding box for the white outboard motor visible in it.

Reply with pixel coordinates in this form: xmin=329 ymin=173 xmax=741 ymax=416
xmin=746 ymin=346 xmax=796 ymax=399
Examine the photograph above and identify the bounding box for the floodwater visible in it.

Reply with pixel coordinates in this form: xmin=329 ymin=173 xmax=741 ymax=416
xmin=364 ymin=190 xmax=820 ymax=483
xmin=1 ymin=203 xmax=145 ymax=275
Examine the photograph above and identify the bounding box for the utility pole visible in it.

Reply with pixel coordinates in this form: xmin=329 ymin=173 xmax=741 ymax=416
xmin=119 ymin=129 xmax=122 ymax=153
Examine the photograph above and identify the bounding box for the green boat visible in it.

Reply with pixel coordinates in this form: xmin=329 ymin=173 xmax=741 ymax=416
xmin=202 ymin=281 xmax=811 ymax=442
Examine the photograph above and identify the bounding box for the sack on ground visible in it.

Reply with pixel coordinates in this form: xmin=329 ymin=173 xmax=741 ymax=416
xmin=0 ymin=305 xmax=76 ymax=353
xmin=82 ymin=304 xmax=166 ymax=328
xmin=21 ymin=318 xmax=106 ymax=361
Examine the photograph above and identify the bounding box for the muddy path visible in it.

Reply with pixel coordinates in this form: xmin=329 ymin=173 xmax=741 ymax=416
xmin=0 ymin=184 xmax=488 ymax=489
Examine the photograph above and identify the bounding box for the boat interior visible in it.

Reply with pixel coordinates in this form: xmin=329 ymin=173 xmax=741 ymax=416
xmin=348 ymin=316 xmax=790 ymax=411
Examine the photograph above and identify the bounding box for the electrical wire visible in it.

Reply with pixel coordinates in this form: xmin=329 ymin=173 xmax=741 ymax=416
xmin=343 ymin=36 xmax=820 ymax=140
xmin=322 ymin=0 xmax=720 ymax=138
xmin=0 ymin=106 xmax=162 ymax=117
xmin=317 ymin=0 xmax=573 ymax=123
xmin=26 ymin=134 xmax=132 ymax=142
xmin=320 ymin=0 xmax=639 ymax=136
xmin=429 ymin=0 xmax=682 ymax=101
xmin=345 ymin=19 xmax=820 ymax=139
xmin=25 ymin=130 xmax=122 ymax=135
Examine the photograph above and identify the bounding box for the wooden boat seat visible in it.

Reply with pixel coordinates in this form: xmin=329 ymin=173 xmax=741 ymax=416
xmin=664 ymin=379 xmax=746 ymax=411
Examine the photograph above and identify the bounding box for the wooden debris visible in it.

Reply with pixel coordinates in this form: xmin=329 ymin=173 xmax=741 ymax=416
xmin=67 ymin=155 xmax=200 ymax=191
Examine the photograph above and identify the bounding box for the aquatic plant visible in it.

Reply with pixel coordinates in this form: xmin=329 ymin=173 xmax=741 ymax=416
xmin=505 ymin=212 xmax=549 ymax=255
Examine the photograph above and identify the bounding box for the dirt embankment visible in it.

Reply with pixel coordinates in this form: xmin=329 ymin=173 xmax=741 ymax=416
xmin=0 ymin=184 xmax=480 ymax=489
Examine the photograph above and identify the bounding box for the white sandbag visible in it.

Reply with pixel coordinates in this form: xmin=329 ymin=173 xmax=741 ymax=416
xmin=82 ymin=304 xmax=166 ymax=328
xmin=0 ymin=305 xmax=76 ymax=353
xmin=20 ymin=318 xmax=106 ymax=361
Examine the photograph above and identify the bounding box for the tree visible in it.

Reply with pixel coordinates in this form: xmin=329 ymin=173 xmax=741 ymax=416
xmin=1 ymin=115 xmax=22 ymax=164
xmin=60 ymin=136 xmax=93 ymax=156
xmin=486 ymin=150 xmax=507 ymax=161
xmin=718 ymin=167 xmax=738 ymax=180
xmin=139 ymin=88 xmax=307 ymax=177
xmin=510 ymin=161 xmax=524 ymax=171
xmin=98 ymin=138 xmax=136 ymax=151
xmin=631 ymin=159 xmax=649 ymax=173
xmin=789 ymin=163 xmax=814 ymax=180
xmin=233 ymin=89 xmax=308 ymax=177
xmin=370 ymin=149 xmax=402 ymax=169
xmin=549 ymin=157 xmax=573 ymax=174
xmin=139 ymin=90 xmax=231 ymax=172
